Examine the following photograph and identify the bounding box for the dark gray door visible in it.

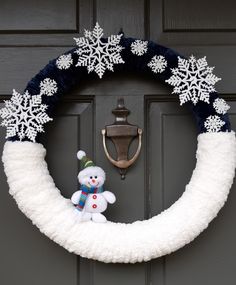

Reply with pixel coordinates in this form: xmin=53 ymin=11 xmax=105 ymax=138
xmin=0 ymin=1 xmax=236 ymax=284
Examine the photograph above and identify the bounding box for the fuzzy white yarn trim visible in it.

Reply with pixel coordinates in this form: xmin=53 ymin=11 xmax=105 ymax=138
xmin=2 ymin=132 xmax=236 ymax=263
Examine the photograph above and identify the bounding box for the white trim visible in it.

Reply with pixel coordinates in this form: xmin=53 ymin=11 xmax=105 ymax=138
xmin=2 ymin=132 xmax=236 ymax=263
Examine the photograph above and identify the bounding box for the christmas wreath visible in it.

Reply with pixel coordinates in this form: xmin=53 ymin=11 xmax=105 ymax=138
xmin=1 ymin=23 xmax=236 ymax=263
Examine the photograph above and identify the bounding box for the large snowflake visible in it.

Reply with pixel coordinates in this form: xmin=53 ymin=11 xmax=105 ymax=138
xmin=0 ymin=90 xmax=52 ymax=142
xmin=204 ymin=115 xmax=225 ymax=133
xmin=166 ymin=55 xmax=221 ymax=105
xmin=73 ymin=22 xmax=124 ymax=79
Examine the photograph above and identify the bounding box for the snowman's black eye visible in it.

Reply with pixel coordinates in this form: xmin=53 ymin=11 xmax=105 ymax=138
xmin=95 ymin=176 xmax=97 ymax=179
xmin=90 ymin=176 xmax=93 ymax=179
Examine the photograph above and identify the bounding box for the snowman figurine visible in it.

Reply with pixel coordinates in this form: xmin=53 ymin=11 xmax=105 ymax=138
xmin=71 ymin=150 xmax=116 ymax=223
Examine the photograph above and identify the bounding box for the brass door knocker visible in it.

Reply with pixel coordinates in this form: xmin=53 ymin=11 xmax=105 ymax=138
xmin=101 ymin=98 xmax=142 ymax=179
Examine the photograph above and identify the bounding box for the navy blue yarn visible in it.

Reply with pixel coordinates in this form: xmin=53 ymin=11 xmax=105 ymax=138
xmin=13 ymin=36 xmax=230 ymax=142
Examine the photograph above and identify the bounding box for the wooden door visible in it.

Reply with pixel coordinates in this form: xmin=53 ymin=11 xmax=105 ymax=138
xmin=0 ymin=1 xmax=236 ymax=284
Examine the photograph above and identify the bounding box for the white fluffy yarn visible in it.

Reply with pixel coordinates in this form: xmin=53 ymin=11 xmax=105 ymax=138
xmin=2 ymin=132 xmax=236 ymax=263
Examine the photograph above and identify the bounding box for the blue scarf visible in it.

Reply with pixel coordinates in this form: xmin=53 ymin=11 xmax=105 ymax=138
xmin=76 ymin=184 xmax=104 ymax=211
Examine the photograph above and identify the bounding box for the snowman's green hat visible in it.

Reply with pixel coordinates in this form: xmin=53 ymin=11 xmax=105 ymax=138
xmin=77 ymin=150 xmax=95 ymax=168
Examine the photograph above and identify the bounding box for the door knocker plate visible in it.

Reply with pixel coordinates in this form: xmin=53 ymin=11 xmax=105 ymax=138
xmin=101 ymin=98 xmax=142 ymax=179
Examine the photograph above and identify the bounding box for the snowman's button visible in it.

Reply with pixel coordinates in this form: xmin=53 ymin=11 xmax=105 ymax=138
xmin=93 ymin=195 xmax=97 ymax=199
xmin=92 ymin=204 xmax=97 ymax=209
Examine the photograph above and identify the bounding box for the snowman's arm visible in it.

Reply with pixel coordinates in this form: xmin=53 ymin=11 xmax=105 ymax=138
xmin=71 ymin=190 xmax=82 ymax=205
xmin=102 ymin=191 xmax=116 ymax=204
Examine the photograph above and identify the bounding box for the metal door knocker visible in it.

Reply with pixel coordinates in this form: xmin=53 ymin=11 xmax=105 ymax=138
xmin=101 ymin=98 xmax=142 ymax=179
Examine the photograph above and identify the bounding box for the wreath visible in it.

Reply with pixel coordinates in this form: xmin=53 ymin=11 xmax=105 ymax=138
xmin=1 ymin=23 xmax=236 ymax=263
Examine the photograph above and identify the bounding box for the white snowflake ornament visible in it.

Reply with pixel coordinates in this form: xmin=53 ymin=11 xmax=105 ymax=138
xmin=213 ymin=98 xmax=230 ymax=115
xmin=0 ymin=90 xmax=52 ymax=142
xmin=166 ymin=55 xmax=221 ymax=106
xmin=131 ymin=40 xmax=148 ymax=56
xmin=73 ymin=22 xmax=124 ymax=79
xmin=204 ymin=115 xmax=225 ymax=133
xmin=56 ymin=54 xmax=73 ymax=70
xmin=148 ymin=55 xmax=167 ymax=73
xmin=40 ymin=78 xmax=58 ymax=96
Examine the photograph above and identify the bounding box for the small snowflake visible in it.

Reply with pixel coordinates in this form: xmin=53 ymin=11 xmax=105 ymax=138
xmin=166 ymin=55 xmax=221 ymax=106
xmin=56 ymin=54 xmax=73 ymax=70
xmin=213 ymin=98 xmax=230 ymax=115
xmin=204 ymin=115 xmax=225 ymax=133
xmin=40 ymin=78 xmax=58 ymax=96
xmin=0 ymin=90 xmax=52 ymax=142
xmin=73 ymin=22 xmax=124 ymax=79
xmin=148 ymin=55 xmax=167 ymax=73
xmin=131 ymin=40 xmax=148 ymax=56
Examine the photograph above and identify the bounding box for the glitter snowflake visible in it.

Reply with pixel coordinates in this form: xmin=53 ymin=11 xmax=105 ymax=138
xmin=40 ymin=78 xmax=58 ymax=96
xmin=213 ymin=98 xmax=230 ymax=115
xmin=56 ymin=54 xmax=73 ymax=70
xmin=131 ymin=40 xmax=148 ymax=56
xmin=204 ymin=115 xmax=225 ymax=133
xmin=166 ymin=55 xmax=221 ymax=106
xmin=73 ymin=22 xmax=124 ymax=79
xmin=0 ymin=90 xmax=52 ymax=142
xmin=148 ymin=55 xmax=167 ymax=73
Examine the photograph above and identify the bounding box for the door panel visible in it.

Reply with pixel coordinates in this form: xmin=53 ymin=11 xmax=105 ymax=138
xmin=149 ymin=101 xmax=236 ymax=285
xmin=0 ymin=0 xmax=76 ymax=31
xmin=0 ymin=102 xmax=83 ymax=285
xmin=0 ymin=1 xmax=236 ymax=285
xmin=41 ymin=100 xmax=94 ymax=198
xmin=147 ymin=100 xmax=197 ymax=215
xmin=164 ymin=0 xmax=236 ymax=31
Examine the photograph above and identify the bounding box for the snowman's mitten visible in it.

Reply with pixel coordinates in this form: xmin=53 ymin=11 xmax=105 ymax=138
xmin=92 ymin=213 xmax=107 ymax=223
xmin=102 ymin=191 xmax=116 ymax=204
xmin=71 ymin=190 xmax=82 ymax=204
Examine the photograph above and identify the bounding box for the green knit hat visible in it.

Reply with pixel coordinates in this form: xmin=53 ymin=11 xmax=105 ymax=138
xmin=77 ymin=150 xmax=95 ymax=168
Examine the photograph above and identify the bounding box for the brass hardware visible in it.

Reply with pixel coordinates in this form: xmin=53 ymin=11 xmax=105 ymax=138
xmin=101 ymin=98 xmax=143 ymax=179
